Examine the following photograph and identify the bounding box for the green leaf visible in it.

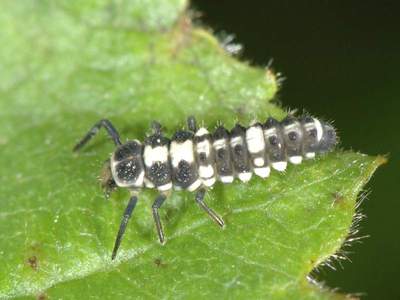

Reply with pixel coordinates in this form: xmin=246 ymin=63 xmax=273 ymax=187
xmin=0 ymin=0 xmax=384 ymax=299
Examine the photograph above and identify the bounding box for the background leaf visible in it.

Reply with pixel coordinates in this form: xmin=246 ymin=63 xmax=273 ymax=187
xmin=0 ymin=0 xmax=383 ymax=299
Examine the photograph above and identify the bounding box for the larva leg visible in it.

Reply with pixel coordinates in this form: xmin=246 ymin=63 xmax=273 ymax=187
xmin=152 ymin=194 xmax=167 ymax=244
xmin=73 ymin=119 xmax=121 ymax=151
xmin=195 ymin=188 xmax=224 ymax=227
xmin=111 ymin=195 xmax=138 ymax=260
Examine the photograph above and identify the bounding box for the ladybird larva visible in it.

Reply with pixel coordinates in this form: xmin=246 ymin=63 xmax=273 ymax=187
xmin=73 ymin=115 xmax=337 ymax=259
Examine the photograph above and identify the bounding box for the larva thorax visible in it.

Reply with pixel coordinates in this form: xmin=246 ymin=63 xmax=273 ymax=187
xmin=110 ymin=116 xmax=337 ymax=192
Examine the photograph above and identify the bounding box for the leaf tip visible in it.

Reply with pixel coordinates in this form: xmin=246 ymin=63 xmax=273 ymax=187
xmin=375 ymin=154 xmax=388 ymax=166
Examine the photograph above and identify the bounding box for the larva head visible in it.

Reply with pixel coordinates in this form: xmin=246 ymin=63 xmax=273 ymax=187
xmin=111 ymin=140 xmax=145 ymax=188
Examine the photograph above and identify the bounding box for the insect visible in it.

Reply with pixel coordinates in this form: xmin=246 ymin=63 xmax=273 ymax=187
xmin=73 ymin=115 xmax=337 ymax=259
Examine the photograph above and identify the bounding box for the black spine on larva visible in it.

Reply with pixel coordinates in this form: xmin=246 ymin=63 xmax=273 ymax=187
xmin=213 ymin=126 xmax=234 ymax=178
xmin=230 ymin=124 xmax=252 ymax=174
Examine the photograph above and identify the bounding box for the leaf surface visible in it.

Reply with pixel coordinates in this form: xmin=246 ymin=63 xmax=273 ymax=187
xmin=0 ymin=0 xmax=383 ymax=299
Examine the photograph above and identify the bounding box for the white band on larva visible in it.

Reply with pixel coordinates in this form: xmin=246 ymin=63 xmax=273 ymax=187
xmin=158 ymin=182 xmax=173 ymax=192
xmin=195 ymin=127 xmax=209 ymax=136
xmin=230 ymin=136 xmax=243 ymax=147
xmin=313 ymin=118 xmax=323 ymax=142
xmin=264 ymin=127 xmax=277 ymax=136
xmin=196 ymin=139 xmax=211 ymax=156
xmin=144 ymin=177 xmax=155 ymax=188
xmin=144 ymin=145 xmax=169 ymax=167
xmin=134 ymin=171 xmax=145 ymax=187
xmin=199 ymin=165 xmax=214 ymax=178
xmin=254 ymin=157 xmax=265 ymax=167
xmin=202 ymin=177 xmax=216 ymax=187
xmin=254 ymin=167 xmax=270 ymax=178
xmin=238 ymin=172 xmax=252 ymax=182
xmin=187 ymin=179 xmax=202 ymax=192
xmin=213 ymin=139 xmax=226 ymax=149
xmin=170 ymin=140 xmax=195 ymax=167
xmin=283 ymin=123 xmax=298 ymax=131
xmin=220 ymin=175 xmax=234 ymax=184
xmin=272 ymin=161 xmax=287 ymax=172
xmin=289 ymin=156 xmax=303 ymax=165
xmin=305 ymin=152 xmax=316 ymax=159
xmin=246 ymin=126 xmax=265 ymax=153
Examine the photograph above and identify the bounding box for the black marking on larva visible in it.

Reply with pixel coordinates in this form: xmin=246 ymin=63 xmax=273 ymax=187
xmin=280 ymin=115 xmax=296 ymax=126
xmin=319 ymin=123 xmax=337 ymax=153
xmin=230 ymin=124 xmax=252 ymax=174
xmin=113 ymin=141 xmax=145 ymax=186
xmin=171 ymin=130 xmax=199 ymax=189
xmin=116 ymin=160 xmax=141 ymax=182
xmin=175 ymin=160 xmax=196 ymax=187
xmin=172 ymin=130 xmax=193 ymax=142
xmin=283 ymin=119 xmax=303 ymax=159
xmin=144 ymin=133 xmax=171 ymax=188
xmin=300 ymin=116 xmax=319 ymax=154
xmin=193 ymin=130 xmax=215 ymax=185
xmin=264 ymin=116 xmax=279 ymax=128
xmin=263 ymin=117 xmax=286 ymax=163
xmin=148 ymin=161 xmax=171 ymax=186
xmin=198 ymin=152 xmax=207 ymax=163
xmin=193 ymin=132 xmax=213 ymax=166
xmin=73 ymin=115 xmax=338 ymax=259
xmin=145 ymin=134 xmax=170 ymax=147
xmin=114 ymin=141 xmax=142 ymax=161
xmin=213 ymin=126 xmax=234 ymax=179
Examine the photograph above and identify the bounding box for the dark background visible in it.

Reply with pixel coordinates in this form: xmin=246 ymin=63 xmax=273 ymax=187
xmin=192 ymin=1 xmax=399 ymax=299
